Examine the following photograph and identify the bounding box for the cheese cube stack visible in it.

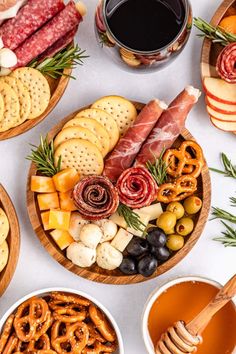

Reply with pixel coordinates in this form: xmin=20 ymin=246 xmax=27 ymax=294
xmin=49 ymin=210 xmax=71 ymax=231
xmin=59 ymin=190 xmax=77 ymax=211
xmin=52 ymin=168 xmax=80 ymax=192
xmin=37 ymin=193 xmax=59 ymax=211
xmin=50 ymin=230 xmax=74 ymax=250
xmin=31 ymin=176 xmax=56 ymax=193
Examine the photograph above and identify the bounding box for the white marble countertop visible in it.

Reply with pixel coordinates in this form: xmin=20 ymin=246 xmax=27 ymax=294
xmin=0 ymin=0 xmax=235 ymax=353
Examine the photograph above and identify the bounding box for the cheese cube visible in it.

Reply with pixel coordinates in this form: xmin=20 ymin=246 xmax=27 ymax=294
xmin=111 ymin=228 xmax=133 ymax=252
xmin=134 ymin=203 xmax=163 ymax=221
xmin=41 ymin=211 xmax=51 ymax=231
xmin=50 ymin=229 xmax=74 ymax=250
xmin=37 ymin=193 xmax=59 ymax=211
xmin=59 ymin=190 xmax=77 ymax=211
xmin=49 ymin=210 xmax=71 ymax=231
xmin=52 ymin=168 xmax=80 ymax=192
xmin=127 ymin=212 xmax=150 ymax=237
xmin=31 ymin=176 xmax=55 ymax=193
xmin=109 ymin=212 xmax=127 ymax=229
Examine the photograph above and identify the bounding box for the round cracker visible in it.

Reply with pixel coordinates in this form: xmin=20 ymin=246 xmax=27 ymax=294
xmin=75 ymin=108 xmax=119 ymax=151
xmin=0 ymin=208 xmax=9 ymax=245
xmin=63 ymin=117 xmax=110 ymax=157
xmin=54 ymin=126 xmax=103 ymax=152
xmin=0 ymin=94 xmax=4 ymax=121
xmin=91 ymin=95 xmax=137 ymax=136
xmin=11 ymin=67 xmax=50 ymax=119
xmin=0 ymin=82 xmax=20 ymax=132
xmin=0 ymin=76 xmax=31 ymax=125
xmin=54 ymin=138 xmax=104 ymax=176
xmin=0 ymin=240 xmax=9 ymax=272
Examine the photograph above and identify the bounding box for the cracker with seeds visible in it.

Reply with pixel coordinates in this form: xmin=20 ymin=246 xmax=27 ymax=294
xmin=0 ymin=76 xmax=31 ymax=125
xmin=75 ymin=108 xmax=120 ymax=151
xmin=54 ymin=138 xmax=104 ymax=176
xmin=91 ymin=96 xmax=137 ymax=136
xmin=11 ymin=67 xmax=50 ymax=119
xmin=0 ymin=83 xmax=20 ymax=132
xmin=63 ymin=117 xmax=110 ymax=157
xmin=0 ymin=94 xmax=4 ymax=122
xmin=0 ymin=240 xmax=9 ymax=272
xmin=54 ymin=126 xmax=103 ymax=152
xmin=0 ymin=208 xmax=9 ymax=245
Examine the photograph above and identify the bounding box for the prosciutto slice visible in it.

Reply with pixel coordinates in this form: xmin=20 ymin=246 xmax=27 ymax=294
xmin=135 ymin=86 xmax=201 ymax=166
xmin=103 ymin=99 xmax=167 ymax=182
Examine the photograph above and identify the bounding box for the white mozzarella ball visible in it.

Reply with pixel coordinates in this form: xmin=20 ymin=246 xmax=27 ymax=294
xmin=80 ymin=224 xmax=103 ymax=249
xmin=68 ymin=212 xmax=90 ymax=241
xmin=0 ymin=48 xmax=17 ymax=68
xmin=67 ymin=242 xmax=96 ymax=268
xmin=94 ymin=219 xmax=118 ymax=243
xmin=96 ymin=242 xmax=123 ymax=270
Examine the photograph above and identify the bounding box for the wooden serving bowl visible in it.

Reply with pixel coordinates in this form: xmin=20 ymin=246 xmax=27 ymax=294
xmin=0 ymin=184 xmax=20 ymax=296
xmin=0 ymin=68 xmax=71 ymax=141
xmin=27 ymin=102 xmax=211 ymax=285
xmin=201 ymin=0 xmax=236 ymax=79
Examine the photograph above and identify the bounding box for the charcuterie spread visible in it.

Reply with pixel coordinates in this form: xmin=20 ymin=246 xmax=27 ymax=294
xmin=0 ymin=291 xmax=118 ymax=353
xmin=0 ymin=206 xmax=9 ymax=275
xmin=28 ymin=87 xmax=208 ymax=281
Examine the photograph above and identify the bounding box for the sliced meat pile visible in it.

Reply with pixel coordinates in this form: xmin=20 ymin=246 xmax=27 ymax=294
xmin=216 ymin=43 xmax=236 ymax=83
xmin=116 ymin=167 xmax=157 ymax=209
xmin=73 ymin=176 xmax=119 ymax=220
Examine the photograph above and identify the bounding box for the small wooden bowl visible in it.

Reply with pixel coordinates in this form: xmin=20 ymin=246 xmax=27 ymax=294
xmin=27 ymin=102 xmax=211 ymax=285
xmin=0 ymin=68 xmax=71 ymax=141
xmin=201 ymin=0 xmax=236 ymax=79
xmin=0 ymin=184 xmax=20 ymax=296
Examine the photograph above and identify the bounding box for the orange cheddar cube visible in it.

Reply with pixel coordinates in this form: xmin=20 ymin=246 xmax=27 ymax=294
xmin=50 ymin=229 xmax=74 ymax=250
xmin=48 ymin=210 xmax=71 ymax=230
xmin=59 ymin=190 xmax=77 ymax=211
xmin=41 ymin=211 xmax=51 ymax=231
xmin=31 ymin=176 xmax=56 ymax=193
xmin=37 ymin=193 xmax=59 ymax=211
xmin=52 ymin=168 xmax=80 ymax=192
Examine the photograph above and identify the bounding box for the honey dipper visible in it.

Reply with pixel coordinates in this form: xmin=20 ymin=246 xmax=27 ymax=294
xmin=155 ymin=274 xmax=236 ymax=354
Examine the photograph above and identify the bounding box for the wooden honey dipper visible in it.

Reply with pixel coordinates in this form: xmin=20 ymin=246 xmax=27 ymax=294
xmin=155 ymin=274 xmax=236 ymax=354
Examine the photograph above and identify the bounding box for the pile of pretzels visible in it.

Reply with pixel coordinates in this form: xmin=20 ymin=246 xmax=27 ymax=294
xmin=0 ymin=292 xmax=117 ymax=354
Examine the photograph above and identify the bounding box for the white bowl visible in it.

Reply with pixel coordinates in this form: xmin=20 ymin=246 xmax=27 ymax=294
xmin=142 ymin=275 xmax=236 ymax=354
xmin=0 ymin=287 xmax=124 ymax=354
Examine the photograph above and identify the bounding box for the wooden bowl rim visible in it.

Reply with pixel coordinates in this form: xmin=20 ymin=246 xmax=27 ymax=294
xmin=26 ymin=101 xmax=211 ymax=285
xmin=0 ymin=184 xmax=20 ymax=296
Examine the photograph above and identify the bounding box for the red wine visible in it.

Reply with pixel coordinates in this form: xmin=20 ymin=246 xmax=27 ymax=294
xmin=105 ymin=0 xmax=185 ymax=52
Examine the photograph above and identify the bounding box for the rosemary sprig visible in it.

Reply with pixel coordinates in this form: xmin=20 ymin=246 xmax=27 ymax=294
xmin=193 ymin=17 xmax=236 ymax=46
xmin=26 ymin=135 xmax=61 ymax=177
xmin=29 ymin=45 xmax=88 ymax=79
xmin=118 ymin=204 xmax=146 ymax=234
xmin=211 ymin=207 xmax=236 ymax=224
xmin=213 ymin=221 xmax=236 ymax=247
xmin=230 ymin=196 xmax=236 ymax=207
xmin=146 ymin=149 xmax=168 ymax=185
xmin=210 ymin=153 xmax=236 ymax=179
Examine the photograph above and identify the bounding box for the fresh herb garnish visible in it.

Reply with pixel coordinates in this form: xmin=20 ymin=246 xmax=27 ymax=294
xmin=118 ymin=204 xmax=146 ymax=234
xmin=213 ymin=221 xmax=236 ymax=247
xmin=146 ymin=149 xmax=168 ymax=185
xmin=211 ymin=207 xmax=236 ymax=224
xmin=194 ymin=17 xmax=236 ymax=46
xmin=210 ymin=153 xmax=236 ymax=179
xmin=27 ymin=135 xmax=61 ymax=177
xmin=230 ymin=196 xmax=236 ymax=207
xmin=29 ymin=45 xmax=88 ymax=79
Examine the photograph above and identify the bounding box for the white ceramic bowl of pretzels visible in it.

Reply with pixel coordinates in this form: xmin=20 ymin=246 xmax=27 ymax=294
xmin=0 ymin=288 xmax=124 ymax=354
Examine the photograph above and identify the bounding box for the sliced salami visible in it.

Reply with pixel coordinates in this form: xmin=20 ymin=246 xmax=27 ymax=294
xmin=135 ymin=86 xmax=201 ymax=166
xmin=0 ymin=0 xmax=65 ymax=50
xmin=73 ymin=176 xmax=119 ymax=221
xmin=116 ymin=167 xmax=157 ymax=209
xmin=103 ymin=99 xmax=167 ymax=183
xmin=216 ymin=43 xmax=236 ymax=84
xmin=13 ymin=1 xmax=82 ymax=68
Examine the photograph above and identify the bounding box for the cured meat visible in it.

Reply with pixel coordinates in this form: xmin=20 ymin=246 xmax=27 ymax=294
xmin=135 ymin=86 xmax=201 ymax=166
xmin=0 ymin=0 xmax=65 ymax=50
xmin=216 ymin=43 xmax=236 ymax=83
xmin=73 ymin=176 xmax=119 ymax=221
xmin=13 ymin=1 xmax=82 ymax=68
xmin=116 ymin=167 xmax=157 ymax=209
xmin=103 ymin=99 xmax=167 ymax=183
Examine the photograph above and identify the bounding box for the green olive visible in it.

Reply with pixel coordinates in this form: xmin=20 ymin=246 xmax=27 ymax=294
xmin=176 ymin=217 xmax=194 ymax=236
xmin=167 ymin=234 xmax=184 ymax=251
xmin=166 ymin=202 xmax=185 ymax=219
xmin=156 ymin=211 xmax=177 ymax=233
xmin=183 ymin=196 xmax=202 ymax=214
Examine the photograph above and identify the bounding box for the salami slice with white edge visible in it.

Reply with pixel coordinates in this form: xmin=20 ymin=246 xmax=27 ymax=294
xmin=216 ymin=43 xmax=236 ymax=84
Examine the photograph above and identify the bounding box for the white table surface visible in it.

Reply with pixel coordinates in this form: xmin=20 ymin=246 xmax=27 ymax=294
xmin=0 ymin=0 xmax=235 ymax=353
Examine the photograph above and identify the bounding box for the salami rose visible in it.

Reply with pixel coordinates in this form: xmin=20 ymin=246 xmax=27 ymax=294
xmin=116 ymin=167 xmax=157 ymax=209
xmin=73 ymin=176 xmax=119 ymax=220
xmin=216 ymin=43 xmax=236 ymax=83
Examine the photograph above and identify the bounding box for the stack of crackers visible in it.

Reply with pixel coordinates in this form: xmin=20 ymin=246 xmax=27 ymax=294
xmin=0 ymin=207 xmax=9 ymax=274
xmin=53 ymin=96 xmax=138 ymax=176
xmin=0 ymin=67 xmax=51 ymax=132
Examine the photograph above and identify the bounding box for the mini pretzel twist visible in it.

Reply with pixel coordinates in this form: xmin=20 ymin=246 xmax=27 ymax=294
xmin=2 ymin=334 xmax=18 ymax=354
xmin=157 ymin=175 xmax=197 ymax=203
xmin=26 ymin=333 xmax=51 ymax=351
xmin=82 ymin=340 xmax=117 ymax=353
xmin=51 ymin=304 xmax=87 ymax=323
xmin=86 ymin=323 xmax=106 ymax=346
xmin=89 ymin=305 xmax=116 ymax=343
xmin=49 ymin=292 xmax=91 ymax=307
xmin=14 ymin=351 xmax=57 ymax=354
xmin=0 ymin=314 xmax=14 ymax=352
xmin=163 ymin=140 xmax=204 ymax=178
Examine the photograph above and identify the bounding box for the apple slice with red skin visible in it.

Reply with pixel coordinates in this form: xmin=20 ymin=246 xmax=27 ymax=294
xmin=206 ymin=96 xmax=236 ymax=115
xmin=203 ymin=77 xmax=236 ymax=105
xmin=210 ymin=116 xmax=236 ymax=131
xmin=206 ymin=105 xmax=236 ymax=122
